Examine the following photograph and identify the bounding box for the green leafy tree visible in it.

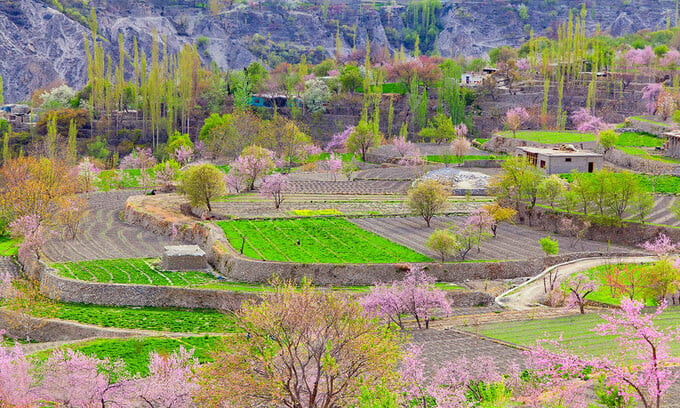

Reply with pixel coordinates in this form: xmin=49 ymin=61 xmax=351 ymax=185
xmin=180 ymin=163 xmax=226 ymax=212
xmin=598 ymin=130 xmax=619 ymax=153
xmin=339 ymin=65 xmax=363 ymax=93
xmin=67 ymin=119 xmax=78 ymax=166
xmin=302 ymin=78 xmax=330 ymax=113
xmin=407 ymin=179 xmax=449 ymax=227
xmin=491 ymin=156 xmax=544 ymax=210
xmin=539 ymin=236 xmax=559 ymax=256
xmin=426 ymin=228 xmax=458 ymax=262
xmin=347 ymin=120 xmax=381 ymax=161
xmin=418 ymin=113 xmax=456 ymax=143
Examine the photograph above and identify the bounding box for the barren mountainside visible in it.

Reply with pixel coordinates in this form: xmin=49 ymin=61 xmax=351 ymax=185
xmin=0 ymin=0 xmax=676 ymax=102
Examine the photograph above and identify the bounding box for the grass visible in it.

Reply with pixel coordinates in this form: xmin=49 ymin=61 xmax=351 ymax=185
xmin=50 ymin=258 xmax=217 ymax=287
xmin=290 ymin=209 xmax=342 ymax=216
xmin=629 ymin=116 xmax=671 ymax=127
xmin=355 ymin=82 xmax=408 ymax=95
xmin=216 ymin=217 xmax=432 ymax=263
xmin=0 ymin=236 xmax=19 ymax=256
xmin=425 ymin=155 xmax=504 ymax=164
xmin=28 ymin=302 xmax=236 ymax=333
xmin=615 ymin=131 xmax=665 ymax=148
xmin=576 ymin=263 xmax=660 ymax=306
xmin=34 ymin=336 xmax=221 ymax=378
xmin=498 ymin=130 xmax=596 ymax=144
xmin=475 ymin=306 xmax=680 ymax=358
xmin=304 ymin=152 xmax=359 ymax=163
xmin=559 ymin=172 xmax=680 ymax=195
xmin=94 ymin=168 xmax=154 ymax=190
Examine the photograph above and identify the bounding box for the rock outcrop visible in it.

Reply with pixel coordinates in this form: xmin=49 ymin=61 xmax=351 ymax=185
xmin=0 ymin=0 xmax=677 ymax=102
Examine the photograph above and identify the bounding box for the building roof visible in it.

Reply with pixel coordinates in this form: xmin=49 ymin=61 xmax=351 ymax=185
xmin=517 ymin=146 xmax=602 ymax=157
xmin=663 ymin=130 xmax=680 ymax=139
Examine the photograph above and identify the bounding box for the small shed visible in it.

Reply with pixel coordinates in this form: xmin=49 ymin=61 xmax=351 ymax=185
xmin=516 ymin=146 xmax=603 ymax=175
xmin=162 ymin=245 xmax=208 ymax=271
xmin=663 ymin=130 xmax=680 ymax=158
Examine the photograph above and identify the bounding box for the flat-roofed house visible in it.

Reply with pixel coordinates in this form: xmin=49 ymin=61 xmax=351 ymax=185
xmin=515 ymin=146 xmax=603 ymax=174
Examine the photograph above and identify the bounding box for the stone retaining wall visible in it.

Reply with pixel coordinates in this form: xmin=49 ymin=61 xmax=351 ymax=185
xmin=20 ymin=250 xmax=256 ymax=311
xmin=123 ymin=196 xmax=638 ymax=285
xmin=604 ymin=148 xmax=680 ymax=176
xmin=627 ymin=118 xmax=671 ymax=137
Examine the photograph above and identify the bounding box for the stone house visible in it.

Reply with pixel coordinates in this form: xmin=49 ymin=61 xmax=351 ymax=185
xmin=515 ymin=146 xmax=603 ymax=175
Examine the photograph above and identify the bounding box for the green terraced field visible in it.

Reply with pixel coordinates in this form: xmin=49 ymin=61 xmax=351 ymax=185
xmin=575 ymin=263 xmax=660 ymax=306
xmin=51 ymin=258 xmax=217 ymax=287
xmin=475 ymin=307 xmax=680 ymax=358
xmin=559 ymin=172 xmax=680 ymax=195
xmin=217 ymin=218 xmax=432 ymax=263
xmin=35 ymin=337 xmax=221 ymax=378
xmin=28 ymin=303 xmax=236 ymax=333
xmin=498 ymin=130 xmax=596 ymax=143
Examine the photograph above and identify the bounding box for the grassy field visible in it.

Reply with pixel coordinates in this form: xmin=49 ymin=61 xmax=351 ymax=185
xmin=475 ymin=307 xmax=680 ymax=358
xmin=615 ymin=131 xmax=665 ymax=147
xmin=94 ymin=168 xmax=154 ymax=190
xmin=217 ymin=218 xmax=432 ymax=263
xmin=629 ymin=116 xmax=671 ymax=127
xmin=498 ymin=130 xmax=596 ymax=143
xmin=28 ymin=302 xmax=236 ymax=333
xmin=304 ymin=152 xmax=359 ymax=163
xmin=576 ymin=263 xmax=660 ymax=306
xmin=34 ymin=336 xmax=220 ymax=378
xmin=290 ymin=209 xmax=342 ymax=216
xmin=0 ymin=236 xmax=19 ymax=256
xmin=51 ymin=258 xmax=217 ymax=287
xmin=425 ymin=155 xmax=504 ymax=163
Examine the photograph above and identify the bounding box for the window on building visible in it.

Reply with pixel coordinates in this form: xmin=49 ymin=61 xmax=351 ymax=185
xmin=540 ymin=160 xmax=546 ymax=168
xmin=565 ymin=158 xmax=572 ymax=162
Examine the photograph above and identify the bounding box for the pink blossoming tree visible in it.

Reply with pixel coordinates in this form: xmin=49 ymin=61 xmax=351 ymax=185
xmin=231 ymin=145 xmax=276 ymax=190
xmin=642 ymin=83 xmax=663 ymax=115
xmin=9 ymin=214 xmax=49 ymax=260
xmin=174 ymin=145 xmax=194 ymax=165
xmin=326 ymin=154 xmax=343 ymax=181
xmin=528 ymin=299 xmax=680 ymax=408
xmin=325 ymin=126 xmax=354 ymax=153
xmin=639 ymin=233 xmax=677 ymax=258
xmin=570 ymin=108 xmax=606 ymax=133
xmin=361 ymin=266 xmax=451 ymax=329
xmin=505 ymin=107 xmax=530 ymax=137
xmin=259 ymin=173 xmax=288 ymax=209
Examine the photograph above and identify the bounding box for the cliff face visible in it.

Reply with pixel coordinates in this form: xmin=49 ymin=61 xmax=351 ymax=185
xmin=0 ymin=0 xmax=677 ymax=103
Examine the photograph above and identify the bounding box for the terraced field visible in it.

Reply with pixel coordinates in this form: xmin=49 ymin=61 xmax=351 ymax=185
xmin=473 ymin=306 xmax=680 ymax=358
xmin=350 ymin=216 xmax=630 ymax=261
xmin=27 ymin=302 xmax=236 ymax=334
xmin=51 ymin=258 xmax=216 ymax=286
xmin=217 ymin=218 xmax=432 ymax=263
xmin=42 ymin=191 xmax=179 ymax=261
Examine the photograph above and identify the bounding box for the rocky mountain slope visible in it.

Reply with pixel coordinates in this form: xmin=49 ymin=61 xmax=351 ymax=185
xmin=0 ymin=0 xmax=677 ymax=102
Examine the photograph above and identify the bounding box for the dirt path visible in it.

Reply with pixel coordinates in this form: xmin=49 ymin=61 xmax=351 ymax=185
xmin=496 ymin=256 xmax=658 ymax=311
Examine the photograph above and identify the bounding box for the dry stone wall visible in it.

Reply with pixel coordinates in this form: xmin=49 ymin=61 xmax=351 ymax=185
xmin=123 ymin=196 xmax=639 ymax=286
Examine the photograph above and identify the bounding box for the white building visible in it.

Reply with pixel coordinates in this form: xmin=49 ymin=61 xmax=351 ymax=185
xmin=516 ymin=146 xmax=603 ymax=174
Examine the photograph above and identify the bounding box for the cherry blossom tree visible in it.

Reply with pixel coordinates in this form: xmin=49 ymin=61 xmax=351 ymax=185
xmin=563 ymin=275 xmax=599 ymax=314
xmin=259 ymin=173 xmax=288 ymax=209
xmin=326 ymin=154 xmax=342 ymax=181
xmin=570 ymin=108 xmax=606 ymax=133
xmin=450 ymin=137 xmax=471 ymax=166
xmin=455 ymin=123 xmax=468 ymax=138
xmin=9 ymin=214 xmax=49 ymax=259
xmin=528 ymin=299 xmax=680 ymax=408
xmin=660 ymin=50 xmax=680 ymax=68
xmin=642 ymin=83 xmax=663 ymax=115
xmin=325 ymin=126 xmax=354 ymax=153
xmin=505 ymin=107 xmax=530 ymax=137
xmin=0 ymin=341 xmax=34 ymax=406
xmin=625 ymin=46 xmax=655 ymax=67
xmin=231 ymin=145 xmax=276 ymax=190
xmin=639 ymin=233 xmax=677 ymax=258
xmin=399 ymin=344 xmax=430 ymax=407
xmin=465 ymin=208 xmax=493 ymax=251
xmin=361 ymin=266 xmax=451 ymax=330
xmin=77 ymin=158 xmax=101 ymax=192
xmin=174 ymin=145 xmax=194 ymax=165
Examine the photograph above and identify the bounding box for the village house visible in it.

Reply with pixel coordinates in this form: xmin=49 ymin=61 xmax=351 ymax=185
xmin=515 ymin=145 xmax=603 ymax=174
xmin=0 ymin=104 xmax=32 ymax=124
xmin=663 ymin=130 xmax=680 ymax=158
